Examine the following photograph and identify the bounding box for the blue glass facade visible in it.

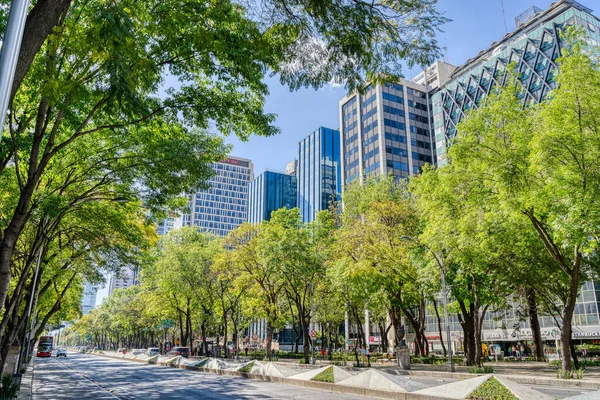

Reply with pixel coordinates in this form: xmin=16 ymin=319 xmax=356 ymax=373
xmin=297 ymin=127 xmax=341 ymax=223
xmin=248 ymin=170 xmax=297 ymax=223
xmin=432 ymin=0 xmax=600 ymax=164
xmin=182 ymin=157 xmax=253 ymax=237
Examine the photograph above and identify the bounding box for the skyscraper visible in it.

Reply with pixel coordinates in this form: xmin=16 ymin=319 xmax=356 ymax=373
xmin=338 ymin=62 xmax=455 ymax=185
xmin=297 ymin=126 xmax=341 ymax=223
xmin=181 ymin=157 xmax=253 ymax=237
xmin=107 ymin=266 xmax=138 ymax=296
xmin=80 ymin=283 xmax=98 ymax=315
xmin=432 ymin=0 xmax=599 ymax=164
xmin=247 ymin=170 xmax=297 ymax=223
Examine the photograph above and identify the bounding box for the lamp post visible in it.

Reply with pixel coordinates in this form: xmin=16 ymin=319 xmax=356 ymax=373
xmin=401 ymin=236 xmax=454 ymax=372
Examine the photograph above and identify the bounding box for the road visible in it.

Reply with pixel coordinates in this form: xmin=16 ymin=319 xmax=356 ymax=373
xmin=31 ymin=353 xmax=367 ymax=399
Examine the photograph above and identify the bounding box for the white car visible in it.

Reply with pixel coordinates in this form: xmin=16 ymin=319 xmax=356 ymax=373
xmin=56 ymin=349 xmax=67 ymax=357
xmin=131 ymin=349 xmax=146 ymax=356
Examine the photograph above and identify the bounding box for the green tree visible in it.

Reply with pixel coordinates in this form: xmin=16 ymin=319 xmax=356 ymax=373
xmin=431 ymin=35 xmax=600 ymax=372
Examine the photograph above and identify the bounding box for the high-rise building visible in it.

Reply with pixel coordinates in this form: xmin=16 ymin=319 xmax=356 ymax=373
xmin=432 ymin=0 xmax=599 ymax=164
xmin=108 ymin=266 xmax=138 ymax=296
xmin=338 ymin=62 xmax=455 ymax=185
xmin=297 ymin=126 xmax=341 ymax=223
xmin=80 ymin=283 xmax=97 ymax=315
xmin=247 ymin=170 xmax=297 ymax=224
xmin=180 ymin=157 xmax=253 ymax=237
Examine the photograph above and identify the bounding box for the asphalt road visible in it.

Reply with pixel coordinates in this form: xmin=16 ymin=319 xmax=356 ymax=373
xmin=31 ymin=353 xmax=367 ymax=399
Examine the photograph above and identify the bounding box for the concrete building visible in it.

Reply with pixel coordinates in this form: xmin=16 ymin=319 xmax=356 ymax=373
xmin=80 ymin=283 xmax=97 ymax=315
xmin=108 ymin=267 xmax=138 ymax=296
xmin=180 ymin=157 xmax=253 ymax=237
xmin=296 ymin=127 xmax=341 ymax=223
xmin=247 ymin=170 xmax=297 ymax=224
xmin=338 ymin=62 xmax=455 ymax=185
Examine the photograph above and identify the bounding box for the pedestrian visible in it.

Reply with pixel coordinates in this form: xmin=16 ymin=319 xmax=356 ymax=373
xmin=520 ymin=344 xmax=525 ymax=358
xmin=244 ymin=346 xmax=248 ymax=357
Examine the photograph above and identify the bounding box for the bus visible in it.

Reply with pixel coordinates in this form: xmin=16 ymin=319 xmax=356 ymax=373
xmin=36 ymin=336 xmax=53 ymax=357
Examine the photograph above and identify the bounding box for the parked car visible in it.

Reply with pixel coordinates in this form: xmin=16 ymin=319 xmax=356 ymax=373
xmin=36 ymin=346 xmax=52 ymax=357
xmin=78 ymin=347 xmax=87 ymax=353
xmin=167 ymin=347 xmax=190 ymax=358
xmin=57 ymin=349 xmax=67 ymax=357
xmin=117 ymin=348 xmax=127 ymax=354
xmin=145 ymin=348 xmax=160 ymax=356
xmin=131 ymin=349 xmax=146 ymax=356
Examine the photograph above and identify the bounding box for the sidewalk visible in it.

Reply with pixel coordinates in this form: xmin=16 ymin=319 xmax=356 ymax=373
xmin=17 ymin=358 xmax=34 ymax=400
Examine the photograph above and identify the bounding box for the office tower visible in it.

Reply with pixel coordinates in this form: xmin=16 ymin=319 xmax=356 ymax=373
xmin=432 ymin=0 xmax=599 ymax=164
xmin=180 ymin=157 xmax=253 ymax=237
xmin=247 ymin=170 xmax=297 ymax=224
xmin=338 ymin=62 xmax=455 ymax=185
xmin=297 ymin=126 xmax=341 ymax=223
xmin=107 ymin=266 xmax=138 ymax=296
xmin=80 ymin=283 xmax=98 ymax=315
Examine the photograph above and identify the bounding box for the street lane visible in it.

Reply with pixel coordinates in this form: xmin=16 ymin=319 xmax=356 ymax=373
xmin=32 ymin=353 xmax=367 ymax=399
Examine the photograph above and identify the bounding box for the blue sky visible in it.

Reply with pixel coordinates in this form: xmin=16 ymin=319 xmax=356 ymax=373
xmin=226 ymin=0 xmax=559 ymax=175
xmin=96 ymin=0 xmax=566 ymax=303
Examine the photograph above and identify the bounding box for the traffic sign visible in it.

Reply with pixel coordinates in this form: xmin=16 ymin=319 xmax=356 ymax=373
xmin=309 ymin=329 xmax=317 ymax=339
xmin=162 ymin=319 xmax=175 ymax=328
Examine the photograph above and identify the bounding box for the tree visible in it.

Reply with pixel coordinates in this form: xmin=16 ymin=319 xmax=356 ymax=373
xmin=144 ymin=227 xmax=221 ymax=353
xmin=0 ymin=0 xmax=448 ymax=323
xmin=431 ymin=33 xmax=600 ymax=372
xmin=225 ymin=222 xmax=286 ymax=360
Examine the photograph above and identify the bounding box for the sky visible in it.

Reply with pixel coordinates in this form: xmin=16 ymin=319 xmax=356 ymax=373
xmin=95 ymin=0 xmax=571 ymax=304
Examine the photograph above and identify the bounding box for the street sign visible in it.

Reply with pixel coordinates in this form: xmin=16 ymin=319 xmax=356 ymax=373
xmin=162 ymin=319 xmax=175 ymax=328
xmin=252 ymin=333 xmax=258 ymax=341
xmin=310 ymin=329 xmax=317 ymax=339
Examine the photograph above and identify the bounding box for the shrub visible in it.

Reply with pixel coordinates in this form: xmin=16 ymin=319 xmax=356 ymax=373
xmin=468 ymin=365 xmax=494 ymax=374
xmin=311 ymin=366 xmax=334 ymax=383
xmin=0 ymin=373 xmax=19 ymax=400
xmin=468 ymin=377 xmax=517 ymax=400
xmin=556 ymin=368 xmax=584 ymax=379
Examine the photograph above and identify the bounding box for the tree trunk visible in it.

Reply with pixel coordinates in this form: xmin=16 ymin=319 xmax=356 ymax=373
xmin=266 ymin=321 xmax=273 ymax=361
xmin=526 ymin=287 xmax=545 ymax=361
xmin=561 ymin=269 xmax=580 ymax=373
xmin=432 ymin=298 xmax=447 ymax=356
xmin=300 ymin=308 xmax=310 ymax=364
xmin=458 ymin=301 xmax=476 ymax=366
xmin=11 ymin=0 xmax=73 ymax=104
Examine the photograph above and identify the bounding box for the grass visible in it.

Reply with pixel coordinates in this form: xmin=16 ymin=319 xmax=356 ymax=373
xmin=468 ymin=377 xmax=518 ymax=400
xmin=0 ymin=373 xmax=19 ymax=400
xmin=311 ymin=366 xmax=334 ymax=383
xmin=238 ymin=361 xmax=255 ymax=373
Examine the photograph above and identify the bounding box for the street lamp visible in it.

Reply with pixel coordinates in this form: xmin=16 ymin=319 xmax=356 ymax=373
xmin=401 ymin=235 xmax=455 ymax=372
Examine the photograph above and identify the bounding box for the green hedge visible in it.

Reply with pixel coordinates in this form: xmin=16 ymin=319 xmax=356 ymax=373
xmin=468 ymin=377 xmax=517 ymax=399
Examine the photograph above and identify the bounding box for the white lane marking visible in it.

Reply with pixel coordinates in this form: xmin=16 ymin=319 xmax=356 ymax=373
xmin=52 ymin=355 xmax=126 ymax=399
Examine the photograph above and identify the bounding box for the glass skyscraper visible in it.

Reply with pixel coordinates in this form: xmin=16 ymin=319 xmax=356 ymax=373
xmin=181 ymin=157 xmax=253 ymax=237
xmin=297 ymin=127 xmax=341 ymax=223
xmin=247 ymin=170 xmax=297 ymax=223
xmin=432 ymin=0 xmax=600 ymax=164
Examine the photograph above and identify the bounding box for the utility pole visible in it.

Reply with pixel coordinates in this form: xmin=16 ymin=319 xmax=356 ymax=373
xmin=0 ymin=0 xmax=30 ymax=139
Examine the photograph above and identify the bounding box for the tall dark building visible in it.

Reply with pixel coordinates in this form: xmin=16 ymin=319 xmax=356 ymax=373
xmin=297 ymin=127 xmax=341 ymax=223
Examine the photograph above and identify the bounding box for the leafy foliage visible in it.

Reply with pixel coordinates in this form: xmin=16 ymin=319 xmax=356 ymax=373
xmin=467 ymin=377 xmax=517 ymax=400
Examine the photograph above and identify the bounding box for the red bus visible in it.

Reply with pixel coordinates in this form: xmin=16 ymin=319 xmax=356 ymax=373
xmin=36 ymin=336 xmax=53 ymax=357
